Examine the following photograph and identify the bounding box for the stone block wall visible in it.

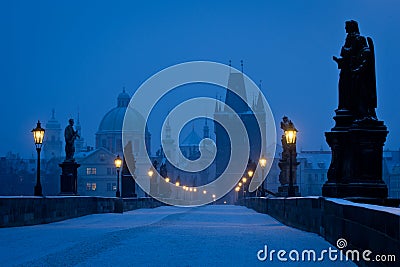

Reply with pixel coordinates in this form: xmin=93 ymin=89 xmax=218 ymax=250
xmin=0 ymin=196 xmax=164 ymax=228
xmin=240 ymin=197 xmax=399 ymax=267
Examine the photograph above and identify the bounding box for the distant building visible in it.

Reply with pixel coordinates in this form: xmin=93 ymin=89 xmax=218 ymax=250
xmin=214 ymin=69 xmax=266 ymax=203
xmin=0 ymin=152 xmax=35 ymax=195
xmin=76 ymin=148 xmax=118 ymax=197
xmin=158 ymin=119 xmax=215 ymax=188
xmin=383 ymin=150 xmax=400 ymax=198
xmin=77 ymin=89 xmax=148 ymax=197
xmin=95 ymin=88 xmax=151 ymax=155
xmin=43 ymin=109 xmax=62 ymax=160
xmin=297 ymin=150 xmax=331 ymax=196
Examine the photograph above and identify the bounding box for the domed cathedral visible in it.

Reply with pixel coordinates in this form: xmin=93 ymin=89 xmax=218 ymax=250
xmin=214 ymin=65 xmax=266 ymax=203
xmin=95 ymin=88 xmax=151 ymax=155
xmin=77 ymin=89 xmax=151 ymax=197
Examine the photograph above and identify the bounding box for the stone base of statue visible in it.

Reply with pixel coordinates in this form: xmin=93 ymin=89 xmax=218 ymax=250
xmin=277 ymin=185 xmax=300 ymax=197
xmin=122 ymin=174 xmax=137 ymax=198
xmin=59 ymin=160 xmax=80 ymax=195
xmin=322 ymin=114 xmax=388 ymax=198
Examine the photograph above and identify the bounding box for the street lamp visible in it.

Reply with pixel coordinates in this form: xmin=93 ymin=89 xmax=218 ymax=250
xmin=241 ymin=177 xmax=247 ymax=198
xmin=114 ymin=155 xmax=122 ymax=198
xmin=165 ymin=177 xmax=170 ymax=183
xmin=32 ymin=121 xmax=45 ymax=196
xmin=259 ymin=155 xmax=267 ymax=197
xmin=285 ymin=124 xmax=297 ymax=197
xmin=235 ymin=186 xmax=240 ymax=201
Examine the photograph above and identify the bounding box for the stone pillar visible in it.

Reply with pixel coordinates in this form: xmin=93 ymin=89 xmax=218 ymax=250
xmin=322 ymin=115 xmax=388 ymax=198
xmin=59 ymin=161 xmax=80 ymax=195
xmin=278 ymin=154 xmax=300 ymax=197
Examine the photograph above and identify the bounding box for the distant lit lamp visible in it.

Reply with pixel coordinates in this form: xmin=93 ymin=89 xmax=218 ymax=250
xmin=259 ymin=155 xmax=267 ymax=197
xmin=285 ymin=124 xmax=298 ymax=197
xmin=32 ymin=121 xmax=45 ymax=196
xmin=114 ymin=155 xmax=122 ymax=198
xmin=175 ymin=181 xmax=180 ymax=187
xmin=247 ymin=170 xmax=254 ymax=178
xmin=235 ymin=186 xmax=241 ymax=202
xmin=165 ymin=177 xmax=170 ymax=183
xmin=147 ymin=169 xmax=154 ymax=178
xmin=241 ymin=177 xmax=247 ymax=198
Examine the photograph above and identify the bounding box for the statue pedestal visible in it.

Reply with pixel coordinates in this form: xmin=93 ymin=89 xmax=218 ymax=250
xmin=59 ymin=161 xmax=80 ymax=195
xmin=122 ymin=174 xmax=137 ymax=198
xmin=277 ymin=185 xmax=300 ymax=197
xmin=322 ymin=119 xmax=388 ymax=198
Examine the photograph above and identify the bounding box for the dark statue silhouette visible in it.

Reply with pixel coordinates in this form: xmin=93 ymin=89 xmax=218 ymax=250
xmin=64 ymin=119 xmax=80 ymax=161
xmin=333 ymin=20 xmax=377 ymax=121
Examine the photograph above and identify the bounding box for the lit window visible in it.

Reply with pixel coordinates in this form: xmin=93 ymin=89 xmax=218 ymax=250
xmin=86 ymin=183 xmax=91 ymax=191
xmin=112 ymin=183 xmax=116 ymax=191
xmin=91 ymin=183 xmax=97 ymax=191
xmin=86 ymin=167 xmax=97 ymax=175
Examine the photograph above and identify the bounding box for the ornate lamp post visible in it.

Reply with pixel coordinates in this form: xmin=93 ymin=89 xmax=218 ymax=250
xmin=259 ymin=155 xmax=267 ymax=197
xmin=285 ymin=125 xmax=297 ymax=197
xmin=32 ymin=121 xmax=45 ymax=196
xmin=114 ymin=155 xmax=122 ymax=197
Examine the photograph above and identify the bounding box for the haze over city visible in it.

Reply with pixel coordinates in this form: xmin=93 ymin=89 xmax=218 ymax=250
xmin=2 ymin=0 xmax=400 ymax=157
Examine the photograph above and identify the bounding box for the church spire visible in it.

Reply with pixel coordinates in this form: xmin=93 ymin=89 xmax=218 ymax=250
xmin=214 ymin=94 xmax=220 ymax=113
xmin=225 ymin=64 xmax=248 ymax=113
xmin=255 ymin=91 xmax=265 ymax=112
xmin=203 ymin=118 xmax=210 ymax=138
xmin=165 ymin=118 xmax=172 ymax=139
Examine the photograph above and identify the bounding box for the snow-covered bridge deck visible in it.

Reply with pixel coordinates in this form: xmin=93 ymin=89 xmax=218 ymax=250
xmin=0 ymin=205 xmax=355 ymax=266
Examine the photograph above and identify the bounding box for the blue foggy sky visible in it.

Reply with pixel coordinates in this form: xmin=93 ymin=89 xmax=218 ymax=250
xmin=2 ymin=0 xmax=400 ymax=158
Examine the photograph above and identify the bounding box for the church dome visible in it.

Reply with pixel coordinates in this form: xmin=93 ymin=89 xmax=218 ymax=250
xmin=98 ymin=89 xmax=145 ymax=133
xmin=98 ymin=107 xmax=126 ymax=132
xmin=98 ymin=106 xmax=146 ymax=132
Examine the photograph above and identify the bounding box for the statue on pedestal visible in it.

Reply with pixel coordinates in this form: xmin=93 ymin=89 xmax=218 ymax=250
xmin=59 ymin=119 xmax=80 ymax=195
xmin=323 ymin=20 xmax=388 ymax=199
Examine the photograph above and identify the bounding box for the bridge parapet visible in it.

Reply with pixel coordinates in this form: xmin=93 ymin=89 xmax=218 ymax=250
xmin=0 ymin=196 xmax=164 ymax=228
xmin=240 ymin=197 xmax=399 ymax=267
